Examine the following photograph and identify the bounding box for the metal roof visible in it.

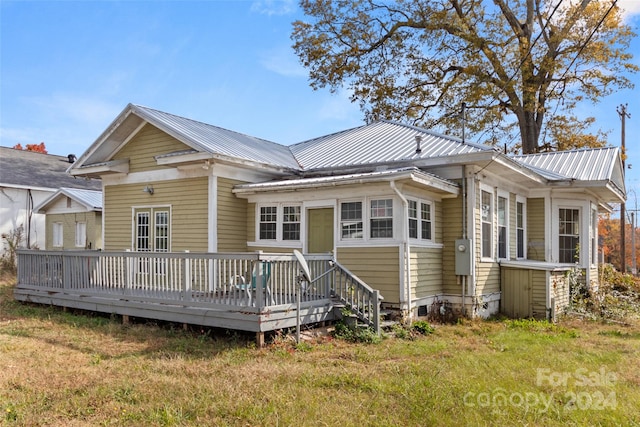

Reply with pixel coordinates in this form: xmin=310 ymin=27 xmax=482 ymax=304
xmin=0 ymin=147 xmax=101 ymax=191
xmin=289 ymin=120 xmax=491 ymax=170
xmin=512 ymin=147 xmax=621 ymax=182
xmin=36 ymin=187 xmax=103 ymax=213
xmin=233 ymin=167 xmax=459 ymax=194
xmin=131 ymin=105 xmax=301 ymax=170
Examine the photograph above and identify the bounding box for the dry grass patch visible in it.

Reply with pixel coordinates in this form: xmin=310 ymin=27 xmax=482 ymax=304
xmin=2 ymin=274 xmax=640 ymax=426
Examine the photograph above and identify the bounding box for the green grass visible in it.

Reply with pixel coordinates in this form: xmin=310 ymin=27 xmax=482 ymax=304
xmin=1 ymin=275 xmax=639 ymax=426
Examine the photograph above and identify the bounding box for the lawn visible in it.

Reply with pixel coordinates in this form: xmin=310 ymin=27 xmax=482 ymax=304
xmin=1 ymin=273 xmax=639 ymax=427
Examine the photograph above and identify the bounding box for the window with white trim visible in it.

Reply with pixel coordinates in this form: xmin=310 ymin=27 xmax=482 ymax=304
xmin=283 ymin=206 xmax=301 ymax=241
xmin=591 ymin=207 xmax=598 ymax=265
xmin=53 ymin=222 xmax=63 ymax=247
xmin=340 ymin=201 xmax=363 ymax=239
xmin=259 ymin=206 xmax=277 ymax=240
xmin=497 ymin=194 xmax=508 ymax=259
xmin=75 ymin=222 xmax=87 ymax=248
xmin=370 ymin=199 xmax=393 ymax=238
xmin=516 ymin=198 xmax=526 ymax=259
xmin=257 ymin=204 xmax=302 ymax=242
xmin=481 ymin=190 xmax=493 ymax=258
xmin=408 ymin=199 xmax=433 ymax=241
xmin=559 ymin=208 xmax=580 ymax=263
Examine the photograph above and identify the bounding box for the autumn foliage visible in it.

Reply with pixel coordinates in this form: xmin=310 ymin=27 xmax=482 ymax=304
xmin=12 ymin=142 xmax=47 ymax=154
xmin=599 ymin=214 xmax=639 ymax=272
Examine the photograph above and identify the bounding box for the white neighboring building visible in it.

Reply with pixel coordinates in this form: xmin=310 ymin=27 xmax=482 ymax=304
xmin=0 ymin=147 xmax=100 ymax=254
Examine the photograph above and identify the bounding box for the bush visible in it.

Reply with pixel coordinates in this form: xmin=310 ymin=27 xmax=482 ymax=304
xmin=1 ymin=225 xmax=23 ymax=274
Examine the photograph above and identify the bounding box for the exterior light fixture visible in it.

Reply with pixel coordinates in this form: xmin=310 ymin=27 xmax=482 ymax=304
xmin=143 ymin=185 xmax=154 ymax=195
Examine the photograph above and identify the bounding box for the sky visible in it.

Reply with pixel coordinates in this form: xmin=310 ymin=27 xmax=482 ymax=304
xmin=1 ymin=0 xmax=640 ymax=199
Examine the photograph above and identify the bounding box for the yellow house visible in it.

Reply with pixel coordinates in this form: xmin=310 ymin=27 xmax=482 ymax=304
xmin=15 ymin=103 xmax=626 ymax=337
xmin=36 ymin=187 xmax=103 ymax=251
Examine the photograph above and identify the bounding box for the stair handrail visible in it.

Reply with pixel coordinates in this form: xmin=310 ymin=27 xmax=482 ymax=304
xmin=330 ymin=259 xmax=383 ymax=334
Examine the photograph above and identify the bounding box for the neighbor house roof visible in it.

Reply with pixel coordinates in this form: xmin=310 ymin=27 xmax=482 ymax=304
xmin=0 ymin=147 xmax=101 ymax=191
xmin=36 ymin=188 xmax=103 ymax=214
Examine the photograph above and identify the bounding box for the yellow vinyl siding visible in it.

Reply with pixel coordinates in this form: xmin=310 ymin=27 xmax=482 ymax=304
xmin=531 ymin=270 xmax=547 ymax=318
xmin=441 ymin=196 xmax=462 ymax=294
xmin=45 ymin=211 xmax=101 ymax=250
xmin=217 ymin=177 xmax=248 ymax=252
xmin=476 ymin=262 xmax=500 ymax=294
xmin=104 ymin=177 xmax=208 ymax=252
xmin=247 ymin=202 xmax=256 ymax=242
xmin=337 ymin=246 xmax=400 ymax=304
xmin=410 ymin=246 xmax=442 ymax=298
xmin=527 ymin=198 xmax=545 ymax=261
xmin=112 ymin=124 xmax=192 ymax=173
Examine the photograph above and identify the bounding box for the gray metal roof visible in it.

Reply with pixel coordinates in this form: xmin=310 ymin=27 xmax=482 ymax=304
xmin=131 ymin=105 xmax=301 ymax=170
xmin=233 ymin=167 xmax=459 ymax=194
xmin=289 ymin=120 xmax=491 ymax=170
xmin=0 ymin=146 xmax=101 ymax=191
xmin=512 ymin=147 xmax=621 ymax=182
xmin=36 ymin=187 xmax=103 ymax=213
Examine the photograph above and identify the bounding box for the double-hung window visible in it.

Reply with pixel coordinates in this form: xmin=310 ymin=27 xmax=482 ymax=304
xmin=516 ymin=198 xmax=526 ymax=258
xmin=75 ymin=222 xmax=87 ymax=248
xmin=340 ymin=201 xmax=363 ymax=239
xmin=340 ymin=198 xmax=397 ymax=241
xmin=259 ymin=206 xmax=278 ymax=240
xmin=497 ymin=194 xmax=508 ymax=259
xmin=370 ymin=199 xmax=393 ymax=238
xmin=258 ymin=204 xmax=301 ymax=242
xmin=481 ymin=190 xmax=493 ymax=258
xmin=53 ymin=222 xmax=63 ymax=248
xmin=283 ymin=206 xmax=301 ymax=241
xmin=408 ymin=199 xmax=433 ymax=241
xmin=559 ymin=208 xmax=580 ymax=263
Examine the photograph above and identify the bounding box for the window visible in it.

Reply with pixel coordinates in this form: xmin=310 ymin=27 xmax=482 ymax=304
xmin=408 ymin=200 xmax=418 ymax=239
xmin=370 ymin=199 xmax=393 ymax=238
xmin=341 ymin=201 xmax=363 ymax=239
xmin=516 ymin=199 xmax=526 ymax=258
xmin=408 ymin=199 xmax=432 ymax=241
xmin=481 ymin=190 xmax=493 ymax=258
xmin=75 ymin=222 xmax=87 ymax=248
xmin=591 ymin=207 xmax=598 ymax=265
xmin=259 ymin=206 xmax=277 ymax=240
xmin=497 ymin=195 xmax=507 ymax=259
xmin=53 ymin=222 xmax=63 ymax=247
xmin=559 ymin=208 xmax=580 ymax=263
xmin=283 ymin=206 xmax=301 ymax=240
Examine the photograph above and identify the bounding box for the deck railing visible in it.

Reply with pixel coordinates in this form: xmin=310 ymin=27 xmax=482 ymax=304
xmin=16 ymin=250 xmax=382 ymax=332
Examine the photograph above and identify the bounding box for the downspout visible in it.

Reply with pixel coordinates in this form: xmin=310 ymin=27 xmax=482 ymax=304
xmin=390 ymin=180 xmax=411 ymax=322
xmin=461 ymin=166 xmax=467 ymax=316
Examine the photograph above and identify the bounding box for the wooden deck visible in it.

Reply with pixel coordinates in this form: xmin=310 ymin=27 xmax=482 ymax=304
xmin=14 ymin=250 xmax=381 ymax=343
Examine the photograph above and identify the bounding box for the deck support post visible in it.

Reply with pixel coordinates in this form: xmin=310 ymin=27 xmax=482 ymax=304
xmin=256 ymin=331 xmax=265 ymax=347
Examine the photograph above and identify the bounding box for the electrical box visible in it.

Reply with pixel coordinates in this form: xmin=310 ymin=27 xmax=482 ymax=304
xmin=455 ymin=239 xmax=472 ymax=275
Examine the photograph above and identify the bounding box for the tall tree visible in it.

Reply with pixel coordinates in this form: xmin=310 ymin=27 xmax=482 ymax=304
xmin=292 ymin=0 xmax=637 ymax=153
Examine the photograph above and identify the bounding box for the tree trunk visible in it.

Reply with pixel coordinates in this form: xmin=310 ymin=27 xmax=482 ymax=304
xmin=520 ymin=110 xmax=540 ymax=154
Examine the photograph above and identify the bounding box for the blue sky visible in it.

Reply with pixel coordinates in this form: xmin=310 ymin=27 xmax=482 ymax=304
xmin=1 ymin=0 xmax=640 ymax=196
